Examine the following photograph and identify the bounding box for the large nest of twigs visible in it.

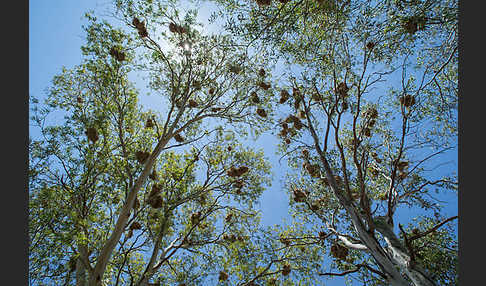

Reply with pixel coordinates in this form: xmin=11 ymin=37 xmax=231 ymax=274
xmin=303 ymin=162 xmax=320 ymax=178
xmin=336 ymin=82 xmax=349 ymax=97
xmin=135 ymin=151 xmax=150 ymax=164
xmin=229 ymin=64 xmax=242 ymax=74
xmin=147 ymin=195 xmax=163 ymax=209
xmin=174 ymin=133 xmax=185 ymax=143
xmin=219 ymin=271 xmax=229 ymax=281
xmin=256 ymin=108 xmax=267 ymax=118
xmin=191 ymin=211 xmax=201 ymax=225
xmin=227 ymin=166 xmax=249 ymax=177
xmin=279 ymin=89 xmax=289 ymax=104
xmin=85 ymin=127 xmax=99 ymax=143
xmin=188 ymin=99 xmax=198 ymax=108
xmin=281 ymin=264 xmax=291 ymax=276
xmin=109 ymin=46 xmax=126 ymax=62
xmin=258 ymin=82 xmax=271 ymax=90
xmin=145 ymin=118 xmax=154 ymax=128
xmin=256 ymin=0 xmax=272 ymax=6
xmin=330 ymin=243 xmax=349 ymax=260
xmin=293 ymin=188 xmax=307 ymax=202
xmin=400 ymin=94 xmax=416 ymax=107
xmin=132 ymin=17 xmax=148 ymax=37
xmin=251 ymin=91 xmax=260 ymax=104
xmin=258 ymin=68 xmax=266 ymax=77
xmin=168 ymin=22 xmax=186 ymax=34
xmin=149 ymin=169 xmax=158 ymax=180
xmin=129 ymin=221 xmax=142 ymax=230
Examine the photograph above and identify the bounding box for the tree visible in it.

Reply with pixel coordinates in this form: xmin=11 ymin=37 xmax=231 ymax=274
xmin=208 ymin=0 xmax=458 ymax=285
xmin=29 ymin=1 xmax=277 ymax=285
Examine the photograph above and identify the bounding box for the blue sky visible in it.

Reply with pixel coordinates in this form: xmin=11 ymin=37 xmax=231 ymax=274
xmin=30 ymin=1 xmax=457 ymax=285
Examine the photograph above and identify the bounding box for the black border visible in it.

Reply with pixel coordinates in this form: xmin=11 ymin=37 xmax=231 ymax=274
xmin=8 ymin=0 xmax=29 ymax=284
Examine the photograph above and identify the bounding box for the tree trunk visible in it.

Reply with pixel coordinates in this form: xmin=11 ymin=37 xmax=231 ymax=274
xmin=374 ymin=219 xmax=437 ymax=286
xmin=76 ymin=256 xmax=87 ymax=286
xmin=87 ymin=137 xmax=170 ymax=286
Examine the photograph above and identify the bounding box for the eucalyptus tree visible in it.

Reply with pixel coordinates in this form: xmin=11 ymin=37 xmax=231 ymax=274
xmin=28 ymin=0 xmax=279 ymax=285
xmin=208 ymin=0 xmax=458 ymax=285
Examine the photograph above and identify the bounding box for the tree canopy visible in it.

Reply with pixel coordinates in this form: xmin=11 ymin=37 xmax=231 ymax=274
xmin=29 ymin=0 xmax=458 ymax=285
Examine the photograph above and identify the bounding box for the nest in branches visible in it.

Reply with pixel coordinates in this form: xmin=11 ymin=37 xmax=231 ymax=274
xmin=149 ymin=184 xmax=162 ymax=197
xmin=149 ymin=169 xmax=158 ymax=180
xmin=368 ymin=119 xmax=376 ymax=128
xmin=285 ymin=138 xmax=291 ymax=145
xmin=85 ymin=127 xmax=99 ymax=143
xmin=193 ymin=81 xmax=201 ymax=90
xmin=223 ymin=233 xmax=237 ymax=242
xmin=330 ymin=243 xmax=349 ymax=260
xmin=225 ymin=213 xmax=233 ymax=223
xmin=311 ymin=93 xmax=321 ymax=102
xmin=258 ymin=82 xmax=271 ymax=90
xmin=363 ymin=127 xmax=371 ymax=137
xmin=145 ymin=118 xmax=154 ymax=128
xmin=129 ymin=221 xmax=142 ymax=230
xmin=397 ymin=161 xmax=409 ymax=171
xmin=109 ymin=46 xmax=126 ymax=62
xmin=191 ymin=211 xmax=201 ymax=225
xmin=319 ymin=231 xmax=327 ymax=240
xmin=366 ymin=41 xmax=375 ymax=50
xmin=256 ymin=0 xmax=272 ymax=6
xmin=400 ymin=94 xmax=416 ymax=107
xmin=302 ymin=149 xmax=309 ymax=158
xmin=135 ymin=151 xmax=150 ymax=164
xmin=293 ymin=188 xmax=307 ymax=202
xmin=370 ymin=152 xmax=380 ymax=161
xmin=279 ymin=128 xmax=288 ymax=138
xmin=251 ymin=91 xmax=261 ymax=104
xmin=279 ymin=89 xmax=289 ymax=104
xmin=208 ymin=87 xmax=215 ymax=95
xmin=227 ymin=166 xmax=249 ymax=177
xmin=229 ymin=65 xmax=242 ymax=74
xmin=227 ymin=146 xmax=233 ymax=152
xmin=168 ymin=22 xmax=186 ymax=34
xmin=341 ymin=100 xmax=349 ymax=111
xmin=293 ymin=97 xmax=301 ymax=110
xmin=188 ymin=99 xmax=198 ymax=108
xmin=365 ymin=107 xmax=378 ymax=119
xmin=233 ymin=179 xmax=245 ymax=188
xmin=398 ymin=171 xmax=407 ymax=180
xmin=147 ymin=194 xmax=163 ymax=209
xmin=256 ymin=108 xmax=267 ymax=118
xmin=76 ymin=96 xmax=83 ymax=104
xmin=280 ymin=237 xmax=290 ymax=246
xmin=258 ymin=68 xmax=266 ymax=77
xmin=219 ymin=271 xmax=229 ymax=281
xmin=336 ymin=82 xmax=349 ymax=97
xmin=402 ymin=18 xmax=418 ymax=35
xmin=282 ymin=264 xmax=291 ymax=276
xmin=174 ymin=133 xmax=185 ymax=143
xmin=303 ymin=162 xmax=320 ymax=178
xmin=132 ymin=17 xmax=148 ymax=38
xmin=293 ymin=119 xmax=303 ymax=130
